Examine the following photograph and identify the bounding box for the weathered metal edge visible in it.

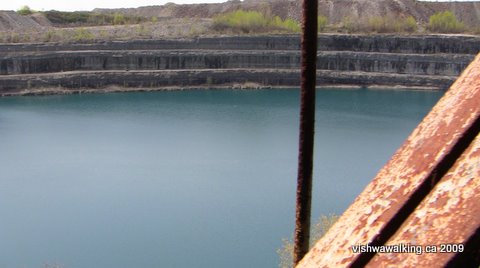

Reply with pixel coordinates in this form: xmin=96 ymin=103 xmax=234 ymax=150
xmin=367 ymin=134 xmax=480 ymax=267
xmin=296 ymin=54 xmax=480 ymax=268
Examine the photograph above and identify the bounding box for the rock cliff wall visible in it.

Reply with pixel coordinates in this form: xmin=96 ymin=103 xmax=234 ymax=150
xmin=1 ymin=34 xmax=478 ymax=95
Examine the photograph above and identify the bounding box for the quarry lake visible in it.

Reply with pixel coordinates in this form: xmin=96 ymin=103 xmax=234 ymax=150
xmin=0 ymin=88 xmax=443 ymax=268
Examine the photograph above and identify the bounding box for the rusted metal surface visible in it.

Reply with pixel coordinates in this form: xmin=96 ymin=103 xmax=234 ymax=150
xmin=293 ymin=0 xmax=318 ymax=265
xmin=367 ymin=133 xmax=480 ymax=267
xmin=296 ymin=53 xmax=480 ymax=268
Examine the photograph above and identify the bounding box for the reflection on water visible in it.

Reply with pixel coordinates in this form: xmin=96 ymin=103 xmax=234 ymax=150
xmin=0 ymin=89 xmax=442 ymax=267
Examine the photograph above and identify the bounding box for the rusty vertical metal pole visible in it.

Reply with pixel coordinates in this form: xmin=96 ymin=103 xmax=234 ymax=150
xmin=294 ymin=0 xmax=318 ymax=266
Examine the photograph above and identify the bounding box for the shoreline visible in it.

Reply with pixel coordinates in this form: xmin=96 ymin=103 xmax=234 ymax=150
xmin=0 ymin=83 xmax=442 ymax=97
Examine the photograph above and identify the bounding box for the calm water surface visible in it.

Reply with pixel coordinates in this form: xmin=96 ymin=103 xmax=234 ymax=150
xmin=0 ymin=89 xmax=443 ymax=267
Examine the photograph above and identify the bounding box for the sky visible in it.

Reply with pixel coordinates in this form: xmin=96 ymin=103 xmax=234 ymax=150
xmin=2 ymin=0 xmax=477 ymax=12
xmin=1 ymin=0 xmax=226 ymax=12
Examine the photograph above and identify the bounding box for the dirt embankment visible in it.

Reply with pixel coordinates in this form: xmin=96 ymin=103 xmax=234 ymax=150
xmin=93 ymin=0 xmax=480 ymax=26
xmin=0 ymin=11 xmax=50 ymax=32
xmin=1 ymin=0 xmax=480 ymax=38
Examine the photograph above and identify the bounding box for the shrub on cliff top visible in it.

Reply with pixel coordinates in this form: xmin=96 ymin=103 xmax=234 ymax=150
xmin=17 ymin=5 xmax=34 ymax=15
xmin=212 ymin=10 xmax=300 ymax=33
xmin=318 ymin=15 xmax=328 ymax=32
xmin=367 ymin=15 xmax=417 ymax=33
xmin=73 ymin=28 xmax=95 ymax=42
xmin=271 ymin=16 xmax=301 ymax=33
xmin=427 ymin=11 xmax=465 ymax=33
xmin=113 ymin=12 xmax=126 ymax=25
xmin=213 ymin=10 xmax=267 ymax=33
xmin=43 ymin=10 xmax=144 ymax=26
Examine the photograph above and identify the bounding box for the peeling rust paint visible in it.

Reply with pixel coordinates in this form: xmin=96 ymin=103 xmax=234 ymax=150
xmin=296 ymin=53 xmax=480 ymax=268
xmin=368 ymin=134 xmax=480 ymax=267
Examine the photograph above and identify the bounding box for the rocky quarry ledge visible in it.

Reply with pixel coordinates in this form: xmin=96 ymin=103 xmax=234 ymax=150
xmin=1 ymin=34 xmax=479 ymax=95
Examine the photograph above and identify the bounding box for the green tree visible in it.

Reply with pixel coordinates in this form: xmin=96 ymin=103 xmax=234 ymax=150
xmin=17 ymin=5 xmax=33 ymax=15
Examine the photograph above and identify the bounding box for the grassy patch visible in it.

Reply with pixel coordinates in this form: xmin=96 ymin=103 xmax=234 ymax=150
xmin=367 ymin=16 xmax=417 ymax=33
xmin=43 ymin=10 xmax=145 ymax=27
xmin=341 ymin=16 xmax=361 ymax=33
xmin=73 ymin=28 xmax=95 ymax=42
xmin=340 ymin=15 xmax=417 ymax=33
xmin=0 ymin=31 xmax=34 ymax=43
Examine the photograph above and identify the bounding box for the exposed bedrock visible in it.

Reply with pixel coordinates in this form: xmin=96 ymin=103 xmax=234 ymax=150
xmin=2 ymin=35 xmax=479 ymax=54
xmin=0 ymin=70 xmax=452 ymax=94
xmin=1 ymin=34 xmax=479 ymax=95
xmin=0 ymin=51 xmax=472 ymax=76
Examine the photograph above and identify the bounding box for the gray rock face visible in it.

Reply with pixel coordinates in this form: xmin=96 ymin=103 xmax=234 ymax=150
xmin=0 ymin=50 xmax=472 ymax=77
xmin=0 ymin=34 xmax=478 ymax=95
xmin=2 ymin=35 xmax=479 ymax=53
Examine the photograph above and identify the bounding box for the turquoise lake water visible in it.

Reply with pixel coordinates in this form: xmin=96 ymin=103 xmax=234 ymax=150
xmin=0 ymin=89 xmax=443 ymax=267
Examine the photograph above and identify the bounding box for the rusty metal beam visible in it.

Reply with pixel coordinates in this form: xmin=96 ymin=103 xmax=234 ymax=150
xmin=293 ymin=0 xmax=318 ymax=266
xmin=367 ymin=133 xmax=480 ymax=267
xmin=296 ymin=53 xmax=480 ymax=267
xmin=350 ymin=86 xmax=480 ymax=267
